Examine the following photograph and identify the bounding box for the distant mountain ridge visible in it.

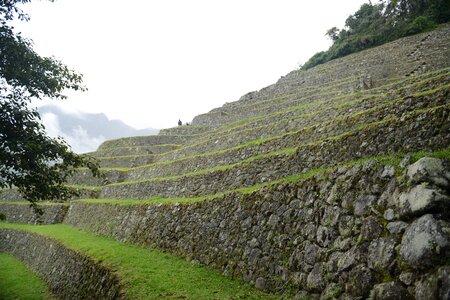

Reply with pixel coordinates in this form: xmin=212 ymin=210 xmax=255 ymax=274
xmin=38 ymin=104 xmax=159 ymax=153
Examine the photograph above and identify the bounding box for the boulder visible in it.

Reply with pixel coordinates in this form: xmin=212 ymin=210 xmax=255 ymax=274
xmin=369 ymin=281 xmax=413 ymax=300
xmin=307 ymin=263 xmax=327 ymax=292
xmin=397 ymin=183 xmax=449 ymax=218
xmin=367 ymin=237 xmax=397 ymax=273
xmin=406 ymin=157 xmax=449 ymax=188
xmin=400 ymin=214 xmax=450 ymax=270
xmin=345 ymin=264 xmax=375 ymax=297
xmin=415 ymin=266 xmax=450 ymax=300
xmin=386 ymin=221 xmax=408 ymax=235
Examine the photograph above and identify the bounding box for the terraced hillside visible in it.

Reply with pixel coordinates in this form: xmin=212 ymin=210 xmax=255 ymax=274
xmin=1 ymin=24 xmax=450 ymax=299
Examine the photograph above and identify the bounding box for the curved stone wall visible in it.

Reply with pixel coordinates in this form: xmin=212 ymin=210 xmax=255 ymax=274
xmin=0 ymin=203 xmax=68 ymax=224
xmin=65 ymin=158 xmax=450 ymax=298
xmin=0 ymin=229 xmax=123 ymax=299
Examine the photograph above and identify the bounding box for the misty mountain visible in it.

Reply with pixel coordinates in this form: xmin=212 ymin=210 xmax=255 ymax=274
xmin=38 ymin=104 xmax=159 ymax=153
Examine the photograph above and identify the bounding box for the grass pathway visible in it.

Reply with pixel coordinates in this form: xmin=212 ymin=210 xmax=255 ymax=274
xmin=0 ymin=252 xmax=54 ymax=300
xmin=0 ymin=223 xmax=279 ymax=299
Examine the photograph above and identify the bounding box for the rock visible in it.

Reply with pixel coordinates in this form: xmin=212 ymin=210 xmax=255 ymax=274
xmin=415 ymin=266 xmax=450 ymax=300
xmin=304 ymin=241 xmax=320 ymax=266
xmin=399 ymin=272 xmax=415 ymax=286
xmin=267 ymin=214 xmax=280 ymax=228
xmin=367 ymin=237 xmax=397 ymax=273
xmin=360 ymin=216 xmax=384 ymax=241
xmin=406 ymin=157 xmax=449 ymax=188
xmin=383 ymin=208 xmax=395 ymax=221
xmin=255 ymin=277 xmax=266 ymax=290
xmin=369 ymin=281 xmax=413 ymax=300
xmin=320 ymin=282 xmax=343 ymax=300
xmin=381 ymin=165 xmax=396 ymax=179
xmin=337 ymin=247 xmax=361 ymax=273
xmin=316 ymin=226 xmax=337 ymax=247
xmin=307 ymin=263 xmax=327 ymax=292
xmin=387 ymin=221 xmax=408 ymax=235
xmin=354 ymin=195 xmax=377 ymax=216
xmin=345 ymin=264 xmax=375 ymax=297
xmin=338 ymin=215 xmax=354 ymax=237
xmin=397 ymin=183 xmax=449 ymax=218
xmin=400 ymin=214 xmax=450 ymax=270
xmin=248 ymin=248 xmax=261 ymax=266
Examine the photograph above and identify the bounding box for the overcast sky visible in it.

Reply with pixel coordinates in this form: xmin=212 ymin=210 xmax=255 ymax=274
xmin=15 ymin=0 xmax=368 ymax=130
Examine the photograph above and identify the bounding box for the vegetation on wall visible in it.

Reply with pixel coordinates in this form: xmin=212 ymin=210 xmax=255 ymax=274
xmin=302 ymin=0 xmax=450 ymax=70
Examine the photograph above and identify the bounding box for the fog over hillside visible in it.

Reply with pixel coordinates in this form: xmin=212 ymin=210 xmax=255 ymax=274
xmin=38 ymin=104 xmax=159 ymax=153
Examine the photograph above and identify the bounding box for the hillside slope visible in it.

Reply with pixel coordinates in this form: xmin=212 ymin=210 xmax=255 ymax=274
xmin=1 ymin=24 xmax=450 ymax=299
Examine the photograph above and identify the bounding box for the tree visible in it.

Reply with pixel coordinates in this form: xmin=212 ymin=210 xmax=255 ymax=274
xmin=326 ymin=27 xmax=340 ymax=42
xmin=302 ymin=0 xmax=450 ymax=70
xmin=0 ymin=0 xmax=100 ymax=209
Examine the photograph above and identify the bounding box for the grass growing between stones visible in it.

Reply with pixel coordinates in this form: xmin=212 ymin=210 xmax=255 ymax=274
xmin=75 ymin=148 xmax=450 ymax=206
xmin=0 ymin=223 xmax=279 ymax=300
xmin=0 ymin=252 xmax=54 ymax=300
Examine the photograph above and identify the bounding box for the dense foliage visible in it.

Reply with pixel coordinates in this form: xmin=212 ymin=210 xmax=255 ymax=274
xmin=302 ymin=0 xmax=450 ymax=70
xmin=0 ymin=0 xmax=100 ymax=208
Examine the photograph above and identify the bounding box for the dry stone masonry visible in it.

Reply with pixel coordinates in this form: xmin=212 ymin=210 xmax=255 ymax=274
xmin=1 ymin=24 xmax=450 ymax=299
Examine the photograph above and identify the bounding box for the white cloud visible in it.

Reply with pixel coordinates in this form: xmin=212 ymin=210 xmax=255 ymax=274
xmin=41 ymin=112 xmax=105 ymax=154
xmin=15 ymin=0 xmax=369 ymax=130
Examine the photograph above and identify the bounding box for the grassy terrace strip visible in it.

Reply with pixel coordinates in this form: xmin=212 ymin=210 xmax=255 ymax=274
xmin=92 ymin=144 xmax=181 ymax=153
xmin=0 ymin=252 xmax=54 ymax=300
xmin=107 ymin=148 xmax=296 ymax=185
xmin=75 ymin=149 xmax=450 ymax=206
xmin=70 ymin=102 xmax=449 ymax=191
xmin=0 ymin=223 xmax=279 ymax=299
xmin=196 ymin=65 xmax=447 ymax=134
xmin=97 ymin=153 xmax=154 ymax=160
xmin=225 ymin=75 xmax=358 ymax=113
xmin=73 ymin=85 xmax=449 ymax=180
xmin=97 ymin=134 xmax=199 ymax=150
xmin=146 ymin=69 xmax=450 ymax=161
xmin=195 ymin=68 xmax=450 ymax=137
xmin=86 ymin=68 xmax=448 ymax=163
xmin=216 ymin=67 xmax=447 ymax=127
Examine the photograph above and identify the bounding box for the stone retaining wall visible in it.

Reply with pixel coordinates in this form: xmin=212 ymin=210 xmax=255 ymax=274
xmin=159 ymin=125 xmax=210 ymax=135
xmin=97 ymin=134 xmax=196 ymax=150
xmin=159 ymin=72 xmax=449 ymax=162
xmin=67 ymin=169 xmax=126 ymax=186
xmin=123 ymin=86 xmax=448 ymax=182
xmin=0 ymin=188 xmax=99 ymax=203
xmin=100 ymin=105 xmax=450 ymax=199
xmin=88 ymin=144 xmax=179 ymax=158
xmin=0 ymin=229 xmax=123 ymax=299
xmin=0 ymin=203 xmax=68 ymax=224
xmin=192 ymin=25 xmax=449 ymax=127
xmin=65 ymin=157 xmax=450 ymax=298
xmin=98 ymin=154 xmax=154 ymax=168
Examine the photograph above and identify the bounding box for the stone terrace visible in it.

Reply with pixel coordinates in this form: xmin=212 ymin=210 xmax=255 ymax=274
xmin=1 ymin=25 xmax=450 ymax=299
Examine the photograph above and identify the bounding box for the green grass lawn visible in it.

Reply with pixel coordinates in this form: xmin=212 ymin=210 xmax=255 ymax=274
xmin=0 ymin=252 xmax=54 ymax=300
xmin=0 ymin=223 xmax=279 ymax=299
